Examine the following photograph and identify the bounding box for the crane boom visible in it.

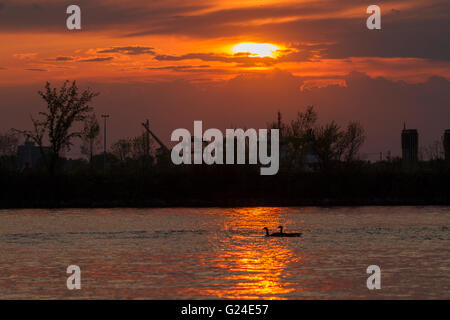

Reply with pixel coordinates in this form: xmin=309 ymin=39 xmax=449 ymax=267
xmin=141 ymin=121 xmax=170 ymax=152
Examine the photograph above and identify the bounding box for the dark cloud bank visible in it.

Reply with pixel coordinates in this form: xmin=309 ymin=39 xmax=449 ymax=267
xmin=1 ymin=0 xmax=449 ymax=61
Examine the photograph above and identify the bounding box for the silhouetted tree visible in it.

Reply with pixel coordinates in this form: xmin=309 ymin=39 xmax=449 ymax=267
xmin=131 ymin=133 xmax=148 ymax=160
xmin=0 ymin=130 xmax=19 ymax=170
xmin=80 ymin=113 xmax=101 ymax=164
xmin=310 ymin=121 xmax=343 ymax=170
xmin=0 ymin=130 xmax=18 ymax=156
xmin=268 ymin=106 xmax=318 ymax=169
xmin=339 ymin=121 xmax=366 ymax=162
xmin=111 ymin=133 xmax=155 ymax=166
xmin=286 ymin=106 xmax=317 ymax=167
xmin=271 ymin=106 xmax=366 ymax=171
xmin=111 ymin=138 xmax=132 ymax=162
xmin=15 ymin=81 xmax=98 ymax=174
xmin=420 ymin=138 xmax=444 ymax=161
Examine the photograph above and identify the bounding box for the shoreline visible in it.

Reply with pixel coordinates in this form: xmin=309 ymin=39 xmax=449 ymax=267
xmin=2 ymin=198 xmax=450 ymax=209
xmin=2 ymin=169 xmax=450 ymax=210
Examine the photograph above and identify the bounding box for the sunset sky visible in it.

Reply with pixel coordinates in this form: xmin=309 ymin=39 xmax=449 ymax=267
xmin=1 ymin=0 xmax=450 ymax=158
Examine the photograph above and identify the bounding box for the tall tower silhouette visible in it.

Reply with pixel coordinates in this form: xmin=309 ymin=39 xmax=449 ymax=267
xmin=444 ymin=130 xmax=450 ymax=162
xmin=402 ymin=124 xmax=418 ymax=165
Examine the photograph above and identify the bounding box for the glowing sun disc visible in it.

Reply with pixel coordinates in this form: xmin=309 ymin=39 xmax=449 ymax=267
xmin=231 ymin=42 xmax=279 ymax=58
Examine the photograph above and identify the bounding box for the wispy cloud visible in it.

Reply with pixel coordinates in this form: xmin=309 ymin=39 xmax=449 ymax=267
xmin=153 ymin=46 xmax=319 ymax=67
xmin=97 ymin=46 xmax=155 ymax=55
xmin=78 ymin=57 xmax=114 ymax=62
xmin=148 ymin=64 xmax=209 ymax=70
xmin=146 ymin=64 xmax=227 ymax=73
xmin=13 ymin=53 xmax=37 ymax=60
xmin=48 ymin=56 xmax=74 ymax=61
xmin=154 ymin=52 xmax=278 ymax=67
xmin=24 ymin=68 xmax=46 ymax=72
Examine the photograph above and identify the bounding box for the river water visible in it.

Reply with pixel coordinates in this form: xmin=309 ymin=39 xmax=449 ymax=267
xmin=0 ymin=206 xmax=448 ymax=299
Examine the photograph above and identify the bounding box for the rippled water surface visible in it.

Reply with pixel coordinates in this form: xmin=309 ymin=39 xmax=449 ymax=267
xmin=0 ymin=206 xmax=448 ymax=299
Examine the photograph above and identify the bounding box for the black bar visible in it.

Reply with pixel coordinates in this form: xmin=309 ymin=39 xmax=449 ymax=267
xmin=0 ymin=300 xmax=447 ymax=319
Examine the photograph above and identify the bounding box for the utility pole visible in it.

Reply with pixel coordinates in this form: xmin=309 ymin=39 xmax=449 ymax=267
xmin=144 ymin=119 xmax=150 ymax=172
xmin=101 ymin=114 xmax=110 ymax=172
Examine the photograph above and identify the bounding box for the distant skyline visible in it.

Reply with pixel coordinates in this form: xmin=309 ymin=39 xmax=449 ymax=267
xmin=1 ymin=0 xmax=449 ymax=158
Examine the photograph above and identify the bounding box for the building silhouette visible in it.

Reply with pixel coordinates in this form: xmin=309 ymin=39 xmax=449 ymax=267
xmin=401 ymin=125 xmax=418 ymax=164
xmin=444 ymin=129 xmax=450 ymax=162
xmin=17 ymin=139 xmax=51 ymax=170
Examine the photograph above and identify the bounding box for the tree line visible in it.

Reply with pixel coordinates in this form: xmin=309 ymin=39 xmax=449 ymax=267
xmin=1 ymin=81 xmax=450 ymax=207
xmin=0 ymin=81 xmax=448 ymax=175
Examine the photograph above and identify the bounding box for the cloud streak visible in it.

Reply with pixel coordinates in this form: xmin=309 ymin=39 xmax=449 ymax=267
xmin=154 ymin=52 xmax=279 ymax=67
xmin=24 ymin=68 xmax=46 ymax=72
xmin=47 ymin=56 xmax=74 ymax=61
xmin=78 ymin=57 xmax=114 ymax=62
xmin=97 ymin=46 xmax=155 ymax=55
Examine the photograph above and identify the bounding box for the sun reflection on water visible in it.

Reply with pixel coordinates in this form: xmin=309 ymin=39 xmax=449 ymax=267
xmin=198 ymin=207 xmax=303 ymax=299
xmin=1 ymin=207 xmax=448 ymax=299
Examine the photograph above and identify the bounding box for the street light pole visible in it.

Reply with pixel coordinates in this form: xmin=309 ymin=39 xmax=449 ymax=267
xmin=101 ymin=114 xmax=110 ymax=172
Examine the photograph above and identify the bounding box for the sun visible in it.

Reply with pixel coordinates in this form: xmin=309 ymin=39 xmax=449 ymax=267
xmin=231 ymin=42 xmax=280 ymax=58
